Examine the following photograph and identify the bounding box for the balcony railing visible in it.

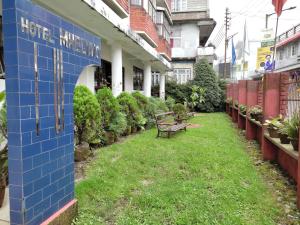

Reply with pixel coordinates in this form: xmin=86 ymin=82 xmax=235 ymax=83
xmin=277 ymin=24 xmax=300 ymax=43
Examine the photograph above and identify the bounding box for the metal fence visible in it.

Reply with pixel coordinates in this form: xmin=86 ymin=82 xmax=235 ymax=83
xmin=285 ymin=75 xmax=300 ymax=119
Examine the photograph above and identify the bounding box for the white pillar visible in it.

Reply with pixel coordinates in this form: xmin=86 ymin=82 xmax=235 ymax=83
xmin=111 ymin=44 xmax=123 ymax=97
xmin=160 ymin=74 xmax=166 ymax=100
xmin=143 ymin=63 xmax=151 ymax=97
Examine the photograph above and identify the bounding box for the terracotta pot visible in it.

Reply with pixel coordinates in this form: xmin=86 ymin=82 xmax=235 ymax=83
xmin=0 ymin=178 xmax=6 ymax=208
xmin=279 ymin=133 xmax=290 ymax=144
xmin=268 ymin=127 xmax=280 ymax=138
xmin=291 ymin=139 xmax=299 ymax=151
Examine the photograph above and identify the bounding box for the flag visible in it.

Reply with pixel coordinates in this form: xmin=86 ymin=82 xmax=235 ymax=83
xmin=272 ymin=0 xmax=287 ymax=16
xmin=232 ymin=39 xmax=236 ymax=65
xmin=243 ymin=20 xmax=250 ymax=56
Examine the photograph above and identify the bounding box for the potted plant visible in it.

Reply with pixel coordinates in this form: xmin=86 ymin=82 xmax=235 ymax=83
xmin=278 ymin=120 xmax=290 ymax=144
xmin=249 ymin=105 xmax=263 ymax=123
xmin=286 ymin=112 xmax=300 ymax=151
xmin=239 ymin=104 xmax=247 ymax=115
xmin=173 ymin=103 xmax=187 ymax=124
xmin=264 ymin=115 xmax=283 ymax=138
xmin=234 ymin=100 xmax=239 ymax=108
xmin=226 ymin=97 xmax=233 ymax=106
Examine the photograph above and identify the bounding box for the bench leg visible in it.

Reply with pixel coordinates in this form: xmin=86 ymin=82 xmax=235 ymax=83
xmin=157 ymin=130 xmax=160 ymax=138
xmin=168 ymin=132 xmax=171 ymax=138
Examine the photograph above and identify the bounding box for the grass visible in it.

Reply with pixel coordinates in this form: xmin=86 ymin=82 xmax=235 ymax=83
xmin=74 ymin=113 xmax=282 ymax=225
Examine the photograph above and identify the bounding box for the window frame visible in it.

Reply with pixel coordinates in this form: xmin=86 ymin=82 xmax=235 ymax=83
xmin=173 ymin=68 xmax=191 ymax=84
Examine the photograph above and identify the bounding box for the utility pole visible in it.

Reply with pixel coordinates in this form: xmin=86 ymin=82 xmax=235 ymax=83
xmin=223 ymin=8 xmax=231 ymax=80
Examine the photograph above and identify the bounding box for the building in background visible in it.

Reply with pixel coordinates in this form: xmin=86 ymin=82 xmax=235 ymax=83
xmin=275 ymin=24 xmax=300 ymax=73
xmin=170 ymin=0 xmax=216 ymax=84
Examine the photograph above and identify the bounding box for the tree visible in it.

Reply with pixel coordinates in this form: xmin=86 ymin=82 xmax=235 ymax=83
xmin=191 ymin=59 xmax=221 ymax=112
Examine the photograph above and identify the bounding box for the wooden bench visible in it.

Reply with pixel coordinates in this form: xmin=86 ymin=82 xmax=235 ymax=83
xmin=154 ymin=112 xmax=187 ymax=138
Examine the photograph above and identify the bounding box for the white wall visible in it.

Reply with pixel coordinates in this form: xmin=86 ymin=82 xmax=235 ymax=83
xmin=76 ymin=66 xmax=96 ymax=94
xmin=172 ymin=24 xmax=199 ymax=58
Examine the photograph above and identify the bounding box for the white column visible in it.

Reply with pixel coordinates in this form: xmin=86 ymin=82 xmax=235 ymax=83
xmin=143 ymin=63 xmax=152 ymax=97
xmin=160 ymin=74 xmax=166 ymax=100
xmin=111 ymin=44 xmax=123 ymax=97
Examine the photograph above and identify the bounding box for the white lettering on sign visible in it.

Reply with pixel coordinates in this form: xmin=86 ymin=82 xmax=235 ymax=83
xmin=20 ymin=17 xmax=100 ymax=59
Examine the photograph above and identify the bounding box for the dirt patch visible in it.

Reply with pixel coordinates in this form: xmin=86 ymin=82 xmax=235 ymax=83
xmin=141 ymin=179 xmax=154 ymax=186
xmin=194 ymin=113 xmax=205 ymax=117
xmin=187 ymin=123 xmax=202 ymax=129
xmin=236 ymin=128 xmax=300 ymax=225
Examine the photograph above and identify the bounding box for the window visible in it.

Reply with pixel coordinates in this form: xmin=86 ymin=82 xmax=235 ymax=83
xmin=131 ymin=0 xmax=142 ymax=6
xmin=156 ymin=11 xmax=171 ymax=43
xmin=133 ymin=66 xmax=144 ymax=90
xmin=291 ymin=44 xmax=298 ymax=56
xmin=171 ymin=28 xmax=181 ymax=48
xmin=174 ymin=69 xmax=191 ymax=84
xmin=152 ymin=72 xmax=160 ymax=86
xmin=148 ymin=0 xmax=156 ymax=23
xmin=171 ymin=0 xmax=187 ymax=12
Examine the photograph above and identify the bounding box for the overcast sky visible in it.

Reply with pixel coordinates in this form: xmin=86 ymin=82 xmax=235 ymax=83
xmin=208 ymin=0 xmax=300 ymax=56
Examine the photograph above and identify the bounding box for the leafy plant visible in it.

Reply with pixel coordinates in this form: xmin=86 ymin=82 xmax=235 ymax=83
xmin=173 ymin=103 xmax=187 ymax=121
xmin=190 ymin=85 xmax=206 ymax=111
xmin=264 ymin=115 xmax=283 ymax=130
xmin=249 ymin=105 xmax=263 ymax=117
xmin=285 ymin=112 xmax=300 ymax=140
xmin=239 ymin=104 xmax=247 ymax=115
xmin=117 ymin=92 xmax=145 ymax=130
xmin=226 ymin=97 xmax=233 ymax=105
xmin=165 ymin=96 xmax=176 ymax=111
xmin=108 ymin=112 xmax=127 ymax=137
xmin=96 ymin=87 xmax=120 ymax=131
xmin=74 ymin=86 xmax=102 ymax=145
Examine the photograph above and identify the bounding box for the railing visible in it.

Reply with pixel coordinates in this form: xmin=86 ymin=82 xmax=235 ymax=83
xmin=282 ymin=73 xmax=300 ymax=119
xmin=197 ymin=47 xmax=215 ymax=56
xmin=277 ymin=24 xmax=300 ymax=43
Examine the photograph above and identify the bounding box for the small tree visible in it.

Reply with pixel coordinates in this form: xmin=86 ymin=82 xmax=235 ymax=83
xmin=96 ymin=87 xmax=120 ymax=130
xmin=74 ymin=86 xmax=101 ymax=145
xmin=191 ymin=58 xmax=221 ymax=112
xmin=117 ymin=92 xmax=145 ymax=130
xmin=190 ymin=85 xmax=206 ymax=112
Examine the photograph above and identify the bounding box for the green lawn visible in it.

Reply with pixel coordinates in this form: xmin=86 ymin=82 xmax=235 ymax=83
xmin=74 ymin=113 xmax=282 ymax=225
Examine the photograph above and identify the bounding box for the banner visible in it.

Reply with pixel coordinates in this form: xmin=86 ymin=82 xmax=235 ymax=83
xmin=256 ymin=46 xmax=274 ymax=70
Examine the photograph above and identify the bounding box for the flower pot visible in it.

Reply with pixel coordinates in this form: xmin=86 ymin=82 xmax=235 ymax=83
xmin=0 ymin=178 xmax=6 ymax=208
xmin=257 ymin=114 xmax=264 ymax=123
xmin=290 ymin=139 xmax=299 ymax=151
xmin=268 ymin=127 xmax=280 ymax=138
xmin=279 ymin=133 xmax=290 ymax=144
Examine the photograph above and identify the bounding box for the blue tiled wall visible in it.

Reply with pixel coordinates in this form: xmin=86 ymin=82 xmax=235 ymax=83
xmin=2 ymin=0 xmax=101 ymax=224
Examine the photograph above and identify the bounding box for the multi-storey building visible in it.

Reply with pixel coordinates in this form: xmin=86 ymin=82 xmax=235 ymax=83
xmin=275 ymin=24 xmax=300 ymax=72
xmin=18 ymin=0 xmax=172 ymax=99
xmin=170 ymin=0 xmax=216 ymax=84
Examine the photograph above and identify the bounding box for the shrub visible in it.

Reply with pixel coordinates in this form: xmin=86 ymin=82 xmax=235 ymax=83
xmin=74 ymin=86 xmax=102 ymax=145
xmin=173 ymin=103 xmax=187 ymax=121
xmin=190 ymin=85 xmax=205 ymax=111
xmin=108 ymin=112 xmax=127 ymax=137
xmin=117 ymin=92 xmax=145 ymax=130
xmin=149 ymin=97 xmax=169 ymax=113
xmin=165 ymin=81 xmax=190 ymax=104
xmin=191 ymin=58 xmax=221 ymax=112
xmin=165 ymin=96 xmax=176 ymax=111
xmin=96 ymin=87 xmax=120 ymax=131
